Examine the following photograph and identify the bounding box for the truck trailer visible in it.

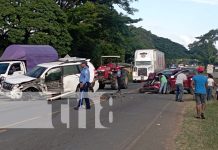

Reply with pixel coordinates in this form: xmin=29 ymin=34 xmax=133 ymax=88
xmin=132 ymin=49 xmax=165 ymax=81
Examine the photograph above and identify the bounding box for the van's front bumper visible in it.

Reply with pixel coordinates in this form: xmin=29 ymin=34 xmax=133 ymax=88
xmin=0 ymin=88 xmax=22 ymax=99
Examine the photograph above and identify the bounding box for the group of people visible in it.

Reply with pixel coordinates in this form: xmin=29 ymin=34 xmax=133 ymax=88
xmin=159 ymin=66 xmax=217 ymax=119
xmin=75 ymin=62 xmax=215 ymax=120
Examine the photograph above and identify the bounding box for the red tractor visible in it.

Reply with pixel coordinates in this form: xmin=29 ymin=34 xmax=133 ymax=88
xmin=96 ymin=56 xmax=129 ymax=90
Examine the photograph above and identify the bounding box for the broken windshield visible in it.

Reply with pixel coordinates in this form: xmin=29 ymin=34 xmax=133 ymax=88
xmin=26 ymin=66 xmax=47 ymax=78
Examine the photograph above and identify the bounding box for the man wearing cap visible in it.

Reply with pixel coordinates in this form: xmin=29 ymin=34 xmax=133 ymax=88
xmin=74 ymin=61 xmax=91 ymax=110
xmin=191 ymin=66 xmax=207 ymax=119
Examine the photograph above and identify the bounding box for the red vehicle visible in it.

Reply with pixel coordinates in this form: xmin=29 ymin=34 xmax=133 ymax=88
xmin=97 ymin=56 xmax=129 ymax=90
xmin=139 ymin=68 xmax=197 ymax=93
xmin=139 ymin=73 xmax=160 ymax=93
xmin=167 ymin=68 xmax=197 ymax=93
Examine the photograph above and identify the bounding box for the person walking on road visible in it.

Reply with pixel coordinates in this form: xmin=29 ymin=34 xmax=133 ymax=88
xmin=207 ymin=74 xmax=215 ymax=101
xmin=191 ymin=66 xmax=207 ymax=119
xmin=116 ymin=66 xmax=122 ymax=93
xmin=74 ymin=61 xmax=91 ymax=110
xmin=158 ymin=73 xmax=168 ymax=94
xmin=175 ymin=72 xmax=187 ymax=102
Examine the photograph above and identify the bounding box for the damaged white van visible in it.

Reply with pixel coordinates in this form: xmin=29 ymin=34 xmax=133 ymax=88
xmin=1 ymin=58 xmax=99 ymax=100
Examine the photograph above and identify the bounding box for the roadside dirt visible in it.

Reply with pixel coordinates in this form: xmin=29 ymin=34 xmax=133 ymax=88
xmin=164 ymin=94 xmax=193 ymax=150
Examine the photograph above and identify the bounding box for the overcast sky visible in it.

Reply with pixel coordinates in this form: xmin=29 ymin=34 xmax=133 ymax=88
xmin=118 ymin=0 xmax=218 ymax=48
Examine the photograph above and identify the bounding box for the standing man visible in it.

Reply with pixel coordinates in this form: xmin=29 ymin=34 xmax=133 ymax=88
xmin=191 ymin=66 xmax=207 ymax=119
xmin=116 ymin=66 xmax=122 ymax=93
xmin=158 ymin=73 xmax=168 ymax=94
xmin=175 ymin=72 xmax=187 ymax=102
xmin=74 ymin=61 xmax=91 ymax=110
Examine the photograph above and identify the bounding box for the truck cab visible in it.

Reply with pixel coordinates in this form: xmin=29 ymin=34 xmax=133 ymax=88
xmin=132 ymin=49 xmax=165 ymax=82
xmin=0 ymin=45 xmax=58 ymax=81
xmin=0 ymin=61 xmax=26 ymax=79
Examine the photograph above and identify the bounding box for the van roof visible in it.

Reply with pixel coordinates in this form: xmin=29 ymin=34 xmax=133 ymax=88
xmin=38 ymin=61 xmax=82 ymax=68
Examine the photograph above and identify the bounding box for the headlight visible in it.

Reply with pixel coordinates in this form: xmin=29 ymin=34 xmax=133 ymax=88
xmin=0 ymin=76 xmax=5 ymax=83
xmin=12 ymin=84 xmax=23 ymax=90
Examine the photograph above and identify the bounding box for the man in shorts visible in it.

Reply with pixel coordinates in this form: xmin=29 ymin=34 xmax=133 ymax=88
xmin=191 ymin=66 xmax=207 ymax=119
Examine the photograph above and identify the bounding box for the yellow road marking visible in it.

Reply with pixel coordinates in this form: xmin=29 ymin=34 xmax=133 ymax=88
xmin=0 ymin=117 xmax=40 ymax=129
xmin=0 ymin=129 xmax=7 ymax=134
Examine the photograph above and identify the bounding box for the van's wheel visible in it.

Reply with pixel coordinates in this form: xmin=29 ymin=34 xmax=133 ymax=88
xmin=111 ymin=79 xmax=118 ymax=90
xmin=22 ymin=88 xmax=41 ymax=101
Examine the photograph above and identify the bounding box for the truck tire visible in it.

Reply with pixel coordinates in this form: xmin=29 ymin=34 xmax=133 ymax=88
xmin=111 ymin=79 xmax=118 ymax=90
xmin=99 ymin=82 xmax=105 ymax=89
xmin=166 ymin=84 xmax=171 ymax=94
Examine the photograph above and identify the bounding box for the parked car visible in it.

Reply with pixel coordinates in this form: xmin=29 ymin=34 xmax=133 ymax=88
xmin=1 ymin=58 xmax=99 ymax=100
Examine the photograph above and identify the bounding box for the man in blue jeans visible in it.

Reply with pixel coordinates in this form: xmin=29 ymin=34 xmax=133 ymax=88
xmin=175 ymin=72 xmax=187 ymax=102
xmin=191 ymin=66 xmax=207 ymax=119
xmin=158 ymin=73 xmax=167 ymax=94
xmin=74 ymin=61 xmax=91 ymax=110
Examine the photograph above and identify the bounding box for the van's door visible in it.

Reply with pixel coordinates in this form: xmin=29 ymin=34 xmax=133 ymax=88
xmin=45 ymin=67 xmax=62 ymax=94
xmin=8 ymin=63 xmax=25 ymax=76
xmin=63 ymin=65 xmax=81 ymax=93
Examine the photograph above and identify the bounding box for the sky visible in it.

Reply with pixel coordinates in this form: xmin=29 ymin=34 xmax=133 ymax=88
xmin=117 ymin=0 xmax=218 ymax=49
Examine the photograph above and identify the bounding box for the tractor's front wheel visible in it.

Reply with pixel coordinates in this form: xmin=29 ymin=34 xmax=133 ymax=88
xmin=99 ymin=82 xmax=105 ymax=89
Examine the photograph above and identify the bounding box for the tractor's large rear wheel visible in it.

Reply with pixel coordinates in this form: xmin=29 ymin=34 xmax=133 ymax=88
xmin=99 ymin=82 xmax=105 ymax=89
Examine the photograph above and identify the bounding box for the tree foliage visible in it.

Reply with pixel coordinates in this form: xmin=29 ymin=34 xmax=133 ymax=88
xmin=0 ymin=0 xmax=190 ymax=66
xmin=67 ymin=2 xmax=139 ymax=64
xmin=0 ymin=0 xmax=72 ymax=55
xmin=124 ymin=26 xmax=189 ymax=64
xmin=55 ymin=0 xmax=138 ymax=14
xmin=189 ymin=29 xmax=218 ymax=65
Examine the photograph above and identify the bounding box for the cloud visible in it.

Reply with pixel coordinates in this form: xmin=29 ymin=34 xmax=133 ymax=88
xmin=185 ymin=0 xmax=218 ymax=5
xmin=215 ymin=42 xmax=218 ymax=49
xmin=177 ymin=35 xmax=196 ymax=47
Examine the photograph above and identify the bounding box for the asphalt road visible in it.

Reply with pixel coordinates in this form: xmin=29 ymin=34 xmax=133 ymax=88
xmin=0 ymin=83 xmax=186 ymax=150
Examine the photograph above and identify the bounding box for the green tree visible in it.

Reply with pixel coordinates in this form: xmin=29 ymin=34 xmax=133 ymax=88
xmin=0 ymin=0 xmax=72 ymax=55
xmin=123 ymin=26 xmax=189 ymax=64
xmin=56 ymin=0 xmax=138 ymax=14
xmin=124 ymin=26 xmax=155 ymax=63
xmin=189 ymin=29 xmax=218 ymax=65
xmin=67 ymin=2 xmax=139 ymax=65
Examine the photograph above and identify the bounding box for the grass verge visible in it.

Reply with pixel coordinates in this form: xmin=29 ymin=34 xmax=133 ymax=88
xmin=176 ymin=101 xmax=218 ymax=150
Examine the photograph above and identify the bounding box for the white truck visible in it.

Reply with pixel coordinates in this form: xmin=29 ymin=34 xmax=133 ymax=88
xmin=132 ymin=49 xmax=165 ymax=81
xmin=0 ymin=45 xmax=58 ymax=81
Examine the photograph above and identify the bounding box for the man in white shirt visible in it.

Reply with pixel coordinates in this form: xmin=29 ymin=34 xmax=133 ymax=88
xmin=175 ymin=72 xmax=187 ymax=102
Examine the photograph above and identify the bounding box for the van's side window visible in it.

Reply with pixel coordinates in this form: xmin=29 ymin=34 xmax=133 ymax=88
xmin=63 ymin=65 xmax=80 ymax=76
xmin=45 ymin=67 xmax=61 ymax=82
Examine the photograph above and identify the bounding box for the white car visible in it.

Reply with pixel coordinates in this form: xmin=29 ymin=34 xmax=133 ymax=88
xmin=1 ymin=58 xmax=99 ymax=100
